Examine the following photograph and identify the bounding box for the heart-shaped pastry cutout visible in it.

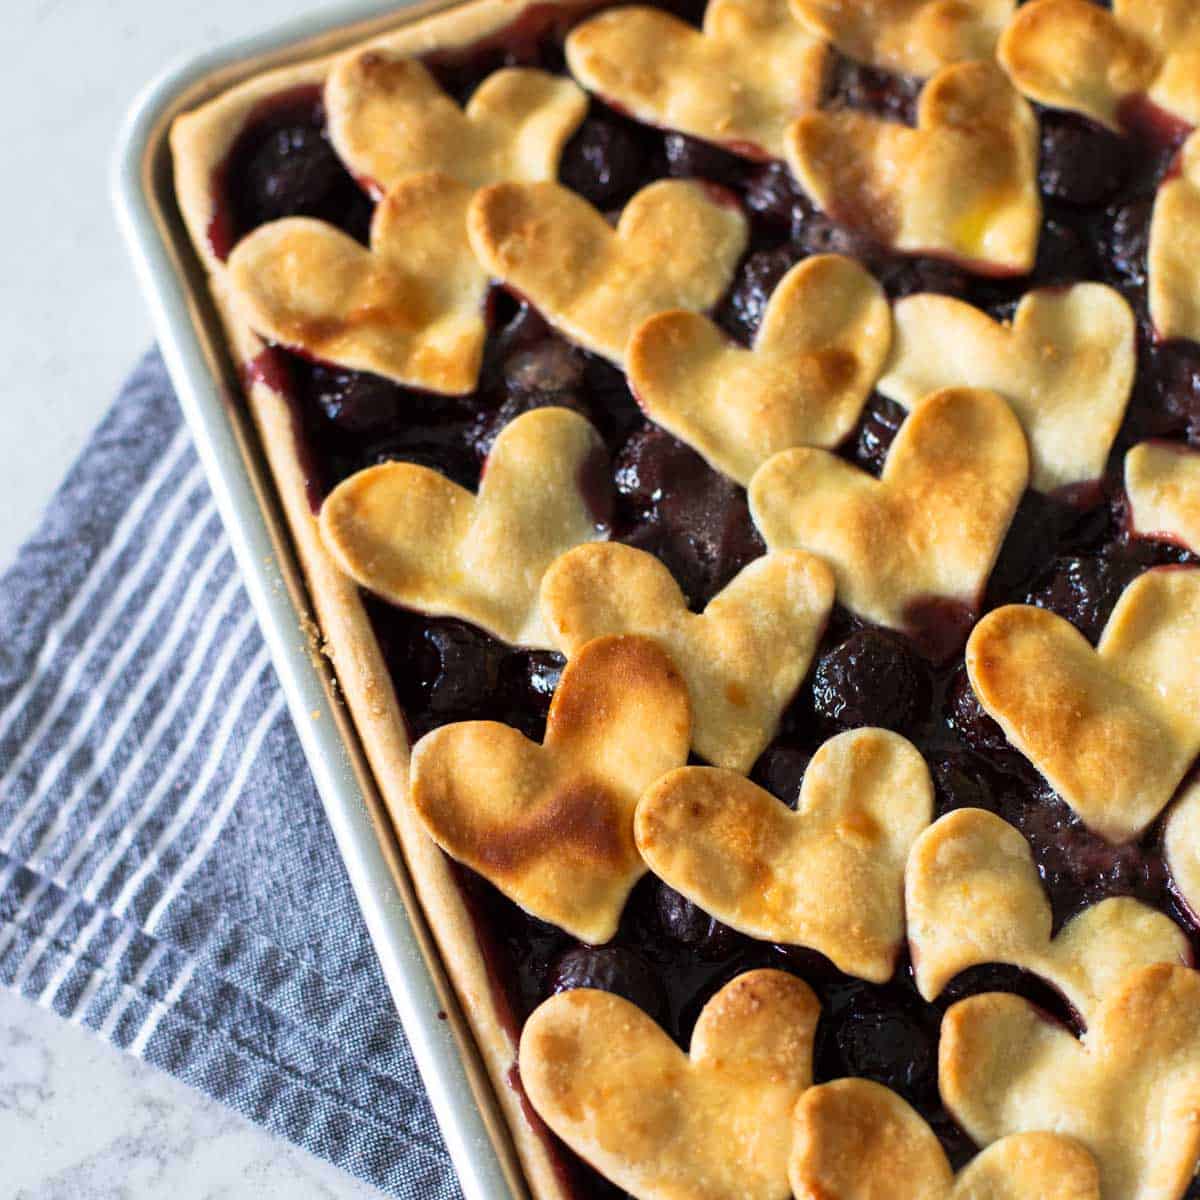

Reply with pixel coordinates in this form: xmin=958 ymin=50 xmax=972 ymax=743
xmin=966 ymin=567 xmax=1200 ymax=843
xmin=749 ymin=387 xmax=1029 ymax=658
xmin=635 ymin=728 xmax=933 ymax=981
xmin=1164 ymin=779 xmax=1200 ymax=923
xmin=941 ymin=963 xmax=1200 ymax=1200
xmin=785 ymin=60 xmax=1040 ymax=273
xmin=792 ymin=1078 xmax=1101 ymax=1200
xmin=1126 ymin=441 xmax=1200 ymax=553
xmin=907 ymin=808 xmax=1189 ymax=1020
xmin=410 ymin=634 xmax=690 ymax=942
xmin=467 ymin=179 xmax=747 ymax=365
xmin=998 ymin=0 xmax=1198 ymax=130
xmin=565 ymin=0 xmax=828 ymax=161
xmin=1150 ymin=132 xmax=1200 ymax=344
xmin=541 ymin=544 xmax=835 ymax=772
xmin=628 ymin=254 xmax=891 ymax=486
xmin=520 ymin=968 xmax=819 ymax=1200
xmin=325 ymin=54 xmax=587 ymax=195
xmin=319 ymin=406 xmax=608 ymax=647
xmin=878 ymin=284 xmax=1136 ymax=494
xmin=791 ymin=0 xmax=1015 ymax=78
xmin=226 ymin=172 xmax=487 ymax=394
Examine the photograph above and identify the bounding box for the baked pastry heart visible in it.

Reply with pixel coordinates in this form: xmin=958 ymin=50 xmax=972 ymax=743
xmin=519 ymin=968 xmax=819 ymax=1200
xmin=628 ymin=254 xmax=891 ymax=486
xmin=784 ymin=60 xmax=1040 ymax=274
xmin=792 ymin=1078 xmax=1101 ymax=1200
xmin=541 ymin=543 xmax=834 ymax=773
xmin=907 ymin=808 xmax=1189 ymax=1019
xmin=940 ymin=963 xmax=1200 ymax=1200
xmin=325 ymin=54 xmax=586 ymax=194
xmin=564 ymin=0 xmax=827 ymax=161
xmin=410 ymin=634 xmax=690 ymax=942
xmin=467 ymin=179 xmax=747 ymax=365
xmin=997 ymin=0 xmax=1199 ymax=130
xmin=1164 ymin=780 xmax=1200 ymax=922
xmin=1150 ymin=131 xmax=1200 ymax=344
xmin=878 ymin=284 xmax=1136 ymax=494
xmin=1125 ymin=441 xmax=1200 ymax=552
xmin=790 ymin=0 xmax=1015 ymax=78
xmin=749 ymin=387 xmax=1029 ymax=659
xmin=318 ymin=407 xmax=607 ymax=648
xmin=226 ymin=172 xmax=487 ymax=394
xmin=635 ymin=728 xmax=933 ymax=982
xmin=965 ymin=567 xmax=1200 ymax=843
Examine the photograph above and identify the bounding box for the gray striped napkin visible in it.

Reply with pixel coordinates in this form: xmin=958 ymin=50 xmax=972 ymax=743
xmin=0 ymin=350 xmax=462 ymax=1199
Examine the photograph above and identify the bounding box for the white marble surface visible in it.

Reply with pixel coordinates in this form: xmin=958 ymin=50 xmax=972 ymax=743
xmin=0 ymin=988 xmax=386 ymax=1199
xmin=0 ymin=2 xmax=393 ymax=1195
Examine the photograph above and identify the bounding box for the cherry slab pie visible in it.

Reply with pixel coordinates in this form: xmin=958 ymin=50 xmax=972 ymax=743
xmin=171 ymin=1 xmax=1200 ymax=1196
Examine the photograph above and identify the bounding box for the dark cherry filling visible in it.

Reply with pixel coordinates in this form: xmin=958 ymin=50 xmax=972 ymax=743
xmin=809 ymin=628 xmax=931 ymax=736
xmin=1038 ymin=111 xmax=1131 ymax=208
xmin=215 ymin=10 xmax=1200 ymax=1193
xmin=717 ymin=244 xmax=802 ymax=342
xmin=613 ymin=425 xmax=765 ymax=608
xmin=823 ymin=52 xmax=921 ymax=125
xmin=210 ymin=86 xmax=374 ymax=259
xmin=1025 ymin=552 xmax=1146 ymax=643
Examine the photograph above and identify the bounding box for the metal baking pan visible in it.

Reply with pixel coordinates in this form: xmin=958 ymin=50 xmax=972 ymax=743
xmin=112 ymin=4 xmax=526 ymax=1197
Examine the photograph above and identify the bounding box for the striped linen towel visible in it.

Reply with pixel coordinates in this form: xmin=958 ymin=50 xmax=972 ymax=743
xmin=0 ymin=350 xmax=461 ymax=1198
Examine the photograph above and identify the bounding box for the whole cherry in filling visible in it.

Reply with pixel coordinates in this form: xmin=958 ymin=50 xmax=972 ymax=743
xmin=852 ymin=393 xmax=906 ymax=475
xmin=653 ymin=882 xmax=744 ymax=959
xmin=1025 ymin=554 xmax=1144 ymax=644
xmin=548 ymin=945 xmax=667 ymax=1024
xmin=826 ymin=981 xmax=939 ymax=1107
xmin=810 ymin=629 xmax=932 ymax=736
xmin=558 ymin=105 xmax=663 ymax=210
xmin=474 ymin=339 xmax=593 ymax=458
xmin=928 ymin=750 xmax=998 ymax=818
xmin=750 ymin=744 xmax=812 ymax=808
xmin=718 ymin=245 xmax=803 ymax=343
xmin=613 ymin=426 xmax=764 ymax=609
xmin=219 ymin=88 xmax=373 ymax=252
xmin=945 ymin=666 xmax=1011 ymax=757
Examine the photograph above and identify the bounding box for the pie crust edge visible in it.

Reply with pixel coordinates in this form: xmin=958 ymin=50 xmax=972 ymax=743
xmin=170 ymin=5 xmax=590 ymax=1199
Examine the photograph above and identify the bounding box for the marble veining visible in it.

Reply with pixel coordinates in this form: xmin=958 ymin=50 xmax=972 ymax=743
xmin=0 ymin=989 xmax=386 ymax=1198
